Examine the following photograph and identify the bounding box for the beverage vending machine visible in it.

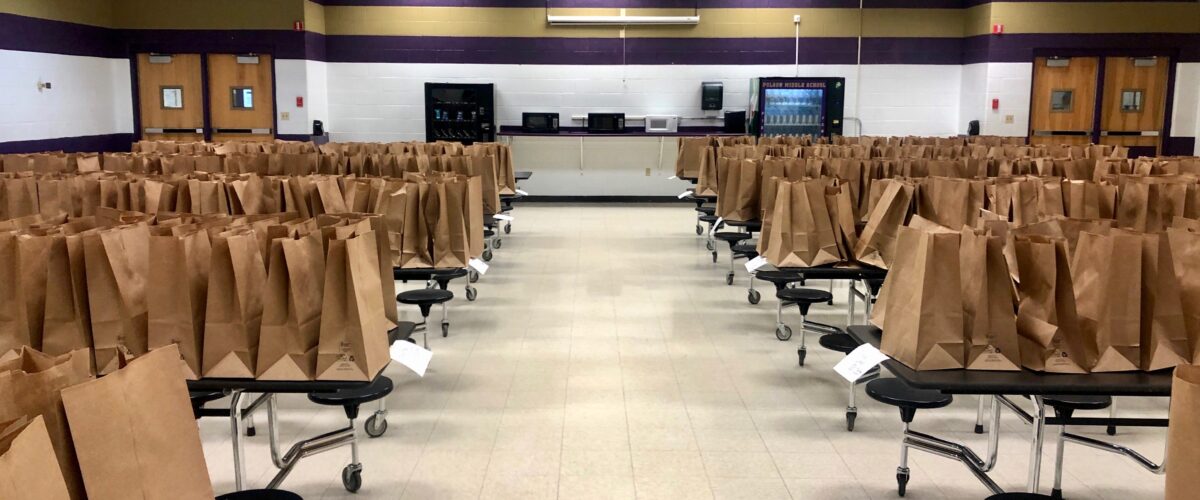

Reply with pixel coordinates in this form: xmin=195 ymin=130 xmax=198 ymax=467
xmin=424 ymin=82 xmax=495 ymax=144
xmin=748 ymin=77 xmax=845 ymax=138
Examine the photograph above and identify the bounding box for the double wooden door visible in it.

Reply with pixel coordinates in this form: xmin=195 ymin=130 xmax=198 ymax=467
xmin=1029 ymin=56 xmax=1171 ymax=156
xmin=136 ymin=53 xmax=274 ymax=142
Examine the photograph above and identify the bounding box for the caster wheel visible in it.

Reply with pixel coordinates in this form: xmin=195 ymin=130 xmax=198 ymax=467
xmin=466 ymin=287 xmax=478 ymax=301
xmin=974 ymin=424 xmax=984 ymax=434
xmin=342 ymin=465 xmax=363 ymax=492
xmin=797 ymin=348 xmax=807 ymax=366
xmin=776 ymin=325 xmax=792 ymax=341
xmin=494 ymin=238 xmax=503 ymax=249
xmin=695 ymin=225 xmax=703 ymax=235
xmin=365 ymin=414 xmax=388 ymax=438
xmin=705 ymin=241 xmax=714 ymax=251
xmin=747 ymin=289 xmax=761 ymax=305
xmin=442 ymin=322 xmax=449 ymax=337
xmin=896 ymin=471 xmax=909 ymax=497
xmin=245 ymin=426 xmax=256 ymax=437
xmin=827 ymin=299 xmax=834 ymax=306
xmin=1107 ymin=425 xmax=1117 ymax=436
xmin=469 ymin=270 xmax=479 ymax=283
xmin=711 ymin=251 xmax=718 ymax=263
xmin=846 ymin=411 xmax=857 ymax=432
xmin=504 ymin=223 xmax=511 ymax=234
xmin=1051 ymin=488 xmax=1063 ymax=500
xmin=483 ymin=250 xmax=493 ymax=262
xmin=725 ymin=272 xmax=734 ymax=285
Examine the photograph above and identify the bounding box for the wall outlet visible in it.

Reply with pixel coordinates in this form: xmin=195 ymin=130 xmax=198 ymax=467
xmin=280 ymin=111 xmax=290 ymax=121
xmin=644 ymin=168 xmax=651 ymax=176
xmin=1004 ymin=114 xmax=1014 ymax=124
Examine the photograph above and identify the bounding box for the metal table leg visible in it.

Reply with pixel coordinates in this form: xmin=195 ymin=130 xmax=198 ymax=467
xmin=229 ymin=390 xmax=248 ymax=491
xmin=1028 ymin=396 xmax=1046 ymax=493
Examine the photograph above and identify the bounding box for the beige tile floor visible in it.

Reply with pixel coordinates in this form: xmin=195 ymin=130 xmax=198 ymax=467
xmin=200 ymin=203 xmax=1170 ymax=499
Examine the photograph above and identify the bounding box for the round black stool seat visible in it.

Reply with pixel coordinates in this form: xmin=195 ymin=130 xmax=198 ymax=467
xmin=484 ymin=229 xmax=495 ymax=237
xmin=731 ymin=241 xmax=757 ymax=255
xmin=308 ymin=376 xmax=394 ymax=420
xmin=190 ymin=391 xmax=224 ymax=406
xmin=397 ymin=289 xmax=454 ymax=305
xmin=818 ymin=333 xmax=860 ymax=354
xmin=866 ymin=378 xmax=952 ymax=423
xmin=217 ymin=490 xmax=304 ymax=500
xmin=432 ymin=268 xmax=468 ymax=279
xmin=986 ymin=494 xmax=1054 ymax=499
xmin=699 ymin=215 xmax=718 ymax=224
xmin=1044 ymin=394 xmax=1112 ymax=411
xmin=777 ymin=287 xmax=833 ymax=304
xmin=713 ymin=232 xmax=751 ymax=244
xmin=695 ymin=206 xmax=715 ymax=215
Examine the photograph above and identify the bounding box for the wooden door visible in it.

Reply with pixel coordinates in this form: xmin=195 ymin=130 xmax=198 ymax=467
xmin=136 ymin=53 xmax=205 ymax=142
xmin=1100 ymin=56 xmax=1169 ymax=157
xmin=1029 ymin=56 xmax=1099 ymax=147
xmin=207 ymin=54 xmax=274 ymax=143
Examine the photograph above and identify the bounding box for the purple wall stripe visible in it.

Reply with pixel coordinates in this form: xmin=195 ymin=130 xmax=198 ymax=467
xmin=0 ymin=134 xmax=133 ymax=155
xmin=0 ymin=13 xmax=116 ymax=58
xmin=313 ymin=0 xmax=1192 ymax=6
xmin=962 ymin=33 xmax=1200 ymax=64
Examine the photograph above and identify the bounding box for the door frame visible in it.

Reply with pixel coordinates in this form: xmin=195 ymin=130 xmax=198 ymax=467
xmin=128 ymin=45 xmax=279 ymax=143
xmin=1028 ymin=48 xmax=1180 ymax=154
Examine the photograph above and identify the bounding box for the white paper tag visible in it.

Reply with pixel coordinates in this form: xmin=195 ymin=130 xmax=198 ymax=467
xmin=493 ymin=214 xmax=514 ymax=221
xmin=468 ymin=258 xmax=489 ymax=275
xmin=834 ymin=344 xmax=890 ymax=382
xmin=390 ymin=341 xmax=433 ymax=377
xmin=744 ymin=255 xmax=768 ymax=273
xmin=677 ymin=191 xmax=691 ymax=199
xmin=516 ymin=189 xmax=529 ymax=196
xmin=668 ymin=175 xmax=678 ymax=180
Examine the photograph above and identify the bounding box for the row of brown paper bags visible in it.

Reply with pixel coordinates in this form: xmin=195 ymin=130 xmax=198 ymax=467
xmin=1 ymin=172 xmax=488 ymax=269
xmin=0 ymin=345 xmax=219 ymax=500
xmin=0 ymin=212 xmax=398 ymax=381
xmin=873 ymin=214 xmax=1200 ymax=373
xmin=133 ymin=138 xmax=478 ymax=156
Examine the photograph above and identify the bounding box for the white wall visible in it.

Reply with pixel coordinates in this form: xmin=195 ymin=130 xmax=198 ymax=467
xmin=0 ymin=49 xmax=131 ymax=143
xmin=1171 ymin=62 xmax=1200 ymax=155
xmin=958 ymin=63 xmax=1033 ymax=137
xmin=275 ymin=59 xmax=331 ymax=137
xmin=325 ymin=63 xmax=966 ymax=143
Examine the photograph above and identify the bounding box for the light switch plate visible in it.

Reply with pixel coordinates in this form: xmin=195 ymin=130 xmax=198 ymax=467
xmin=645 ymin=168 xmax=651 ymax=176
xmin=281 ymin=111 xmax=290 ymax=120
xmin=1004 ymin=115 xmax=1014 ymax=124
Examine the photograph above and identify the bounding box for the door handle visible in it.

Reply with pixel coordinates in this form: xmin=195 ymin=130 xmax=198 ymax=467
xmin=1031 ymin=130 xmax=1091 ymax=137
xmin=1100 ymin=131 xmax=1159 ymax=137
xmin=213 ymin=128 xmax=272 ymax=134
xmin=145 ymin=127 xmax=204 ymax=134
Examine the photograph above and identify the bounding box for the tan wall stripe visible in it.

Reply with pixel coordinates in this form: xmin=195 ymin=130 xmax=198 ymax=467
xmin=304 ymin=0 xmax=326 ymax=34
xmin=0 ymin=0 xmax=113 ymax=27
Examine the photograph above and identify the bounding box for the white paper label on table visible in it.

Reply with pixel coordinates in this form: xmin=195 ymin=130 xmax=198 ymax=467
xmin=468 ymin=258 xmax=489 ymax=275
xmin=668 ymin=175 xmax=678 ymax=180
xmin=677 ymin=191 xmax=691 ymax=199
xmin=390 ymin=341 xmax=433 ymax=377
xmin=834 ymin=344 xmax=890 ymax=382
xmin=493 ymin=214 xmax=514 ymax=221
xmin=516 ymin=189 xmax=529 ymax=196
xmin=744 ymin=255 xmax=768 ymax=273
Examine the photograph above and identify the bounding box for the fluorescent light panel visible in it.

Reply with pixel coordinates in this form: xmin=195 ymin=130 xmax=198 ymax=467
xmin=547 ymin=15 xmax=700 ymax=25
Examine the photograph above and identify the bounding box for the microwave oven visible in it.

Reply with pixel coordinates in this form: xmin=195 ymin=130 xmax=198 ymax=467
xmin=587 ymin=113 xmax=625 ymax=133
xmin=645 ymin=115 xmax=679 ymax=133
xmin=522 ymin=112 xmax=559 ymax=133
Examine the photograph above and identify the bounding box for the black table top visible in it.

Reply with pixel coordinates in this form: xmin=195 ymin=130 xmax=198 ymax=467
xmin=187 ymin=377 xmax=374 ymax=393
xmin=774 ymin=265 xmax=887 ymax=280
xmin=846 ymin=325 xmax=1173 ymax=397
xmin=515 ymin=171 xmax=532 ymax=181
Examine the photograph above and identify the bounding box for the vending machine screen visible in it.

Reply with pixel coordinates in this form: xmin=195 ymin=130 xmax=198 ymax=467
xmin=762 ymin=87 xmax=824 ymax=137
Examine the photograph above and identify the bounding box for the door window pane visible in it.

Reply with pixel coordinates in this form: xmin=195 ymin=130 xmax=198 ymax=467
xmin=1050 ymin=89 xmax=1073 ymax=112
xmin=1121 ymin=90 xmax=1143 ymax=112
xmin=231 ymin=87 xmax=254 ymax=110
xmin=161 ymin=87 xmax=183 ymax=109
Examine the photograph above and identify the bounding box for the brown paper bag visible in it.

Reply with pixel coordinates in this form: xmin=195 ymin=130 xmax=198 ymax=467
xmin=257 ymin=231 xmax=325 ymax=380
xmin=147 ymin=228 xmax=211 ymax=379
xmin=1139 ymin=232 xmax=1190 ymax=371
xmin=0 ymin=348 xmax=93 ymax=500
xmin=1166 ymin=364 xmax=1200 ymax=499
xmin=854 ymin=180 xmax=914 ymax=268
xmin=0 ymin=232 xmax=47 ymax=355
xmin=0 ymin=416 xmax=71 ymax=500
xmin=960 ymin=227 xmax=1021 ymax=370
xmin=875 ymin=219 xmax=965 ymax=370
xmin=1072 ymin=230 xmax=1142 ymax=372
xmin=316 ymin=230 xmax=390 ymax=381
xmin=431 ymin=177 xmax=470 ymax=268
xmin=715 ymin=158 xmax=761 ymax=221
xmin=82 ymin=224 xmax=150 ymax=374
xmin=762 ymin=179 xmax=840 ymax=268
xmin=61 ymin=345 xmax=213 ymax=500
xmin=675 ymin=137 xmax=711 ymax=179
xmin=399 ymin=180 xmax=433 ymax=269
xmin=41 ymin=232 xmax=92 ymax=356
xmin=1167 ymin=228 xmax=1200 ymax=362
xmin=202 ymin=229 xmax=266 ymax=378
xmin=694 ymin=148 xmax=719 ymax=197
xmin=1013 ymin=235 xmax=1094 ymax=373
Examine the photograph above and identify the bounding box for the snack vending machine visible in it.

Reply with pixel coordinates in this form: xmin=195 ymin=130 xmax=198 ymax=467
xmin=748 ymin=77 xmax=845 ymax=138
xmin=424 ymin=82 xmax=495 ymax=144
